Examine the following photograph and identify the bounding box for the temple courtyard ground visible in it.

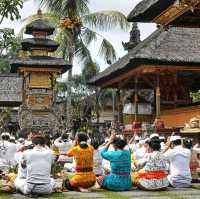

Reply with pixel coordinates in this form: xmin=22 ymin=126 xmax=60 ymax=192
xmin=0 ymin=184 xmax=199 ymax=199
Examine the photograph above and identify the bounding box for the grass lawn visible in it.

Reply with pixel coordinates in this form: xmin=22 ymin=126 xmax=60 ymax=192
xmin=0 ymin=186 xmax=200 ymax=199
xmin=0 ymin=191 xmax=132 ymax=199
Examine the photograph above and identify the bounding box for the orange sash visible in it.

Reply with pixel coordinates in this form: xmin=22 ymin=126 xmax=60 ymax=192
xmin=138 ymin=170 xmax=168 ymax=179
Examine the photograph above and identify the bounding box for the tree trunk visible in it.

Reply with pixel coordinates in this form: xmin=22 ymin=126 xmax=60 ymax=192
xmin=66 ymin=30 xmax=76 ymax=128
xmin=96 ymin=89 xmax=100 ymax=123
xmin=66 ymin=53 xmax=73 ymax=128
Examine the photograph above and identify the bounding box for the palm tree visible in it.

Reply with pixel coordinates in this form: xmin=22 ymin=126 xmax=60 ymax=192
xmin=22 ymin=0 xmax=129 ymax=127
xmin=0 ymin=0 xmax=23 ymax=24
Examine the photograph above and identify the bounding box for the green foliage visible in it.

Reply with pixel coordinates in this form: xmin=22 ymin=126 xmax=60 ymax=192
xmin=0 ymin=58 xmax=10 ymax=72
xmin=0 ymin=0 xmax=23 ymax=24
xmin=190 ymin=90 xmax=200 ymax=103
xmin=0 ymin=28 xmax=21 ymax=72
xmin=35 ymin=0 xmax=129 ymax=127
xmin=99 ymin=39 xmax=116 ymax=63
xmin=82 ymin=61 xmax=100 ymax=81
xmin=36 ymin=0 xmax=129 ymax=67
xmin=82 ymin=27 xmax=97 ymax=46
xmin=83 ymin=10 xmax=129 ymax=32
xmin=0 ymin=28 xmax=21 ymax=56
xmin=39 ymin=0 xmax=90 ymax=17
xmin=103 ymin=191 xmax=131 ymax=199
xmin=0 ymin=108 xmax=12 ymax=131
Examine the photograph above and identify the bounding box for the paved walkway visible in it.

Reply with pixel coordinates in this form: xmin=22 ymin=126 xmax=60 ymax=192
xmin=11 ymin=185 xmax=200 ymax=199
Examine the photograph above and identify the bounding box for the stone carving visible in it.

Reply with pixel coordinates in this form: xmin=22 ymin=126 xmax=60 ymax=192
xmin=18 ymin=106 xmax=33 ymax=129
xmin=19 ymin=105 xmax=60 ymax=130
xmin=122 ymin=23 xmax=140 ymax=51
xmin=0 ymin=75 xmax=22 ymax=103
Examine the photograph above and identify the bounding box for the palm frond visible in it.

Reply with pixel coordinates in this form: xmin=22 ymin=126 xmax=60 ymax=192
xmin=82 ymin=11 xmax=129 ymax=32
xmin=55 ymin=28 xmax=73 ymax=59
xmin=81 ymin=27 xmax=97 ymax=46
xmin=39 ymin=0 xmax=90 ymax=17
xmin=82 ymin=62 xmax=100 ymax=81
xmin=98 ymin=39 xmax=116 ymax=63
xmin=75 ymin=37 xmax=96 ymax=71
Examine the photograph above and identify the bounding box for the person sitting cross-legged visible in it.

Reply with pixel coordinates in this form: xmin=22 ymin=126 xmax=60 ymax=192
xmin=62 ymin=132 xmax=96 ymax=192
xmin=163 ymin=135 xmax=192 ymax=188
xmin=132 ymin=137 xmax=169 ymax=190
xmin=14 ymin=134 xmax=55 ymax=196
xmin=96 ymin=133 xmax=132 ymax=191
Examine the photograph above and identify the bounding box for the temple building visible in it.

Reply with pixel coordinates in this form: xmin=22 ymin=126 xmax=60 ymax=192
xmin=89 ymin=0 xmax=200 ymax=142
xmin=10 ymin=10 xmax=71 ymax=130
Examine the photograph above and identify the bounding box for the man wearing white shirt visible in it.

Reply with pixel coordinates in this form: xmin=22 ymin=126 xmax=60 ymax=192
xmin=15 ymin=135 xmax=55 ymax=196
xmin=0 ymin=132 xmax=17 ymax=171
xmin=54 ymin=133 xmax=72 ymax=164
xmin=163 ymin=135 xmax=192 ymax=188
xmin=15 ymin=150 xmax=27 ymax=179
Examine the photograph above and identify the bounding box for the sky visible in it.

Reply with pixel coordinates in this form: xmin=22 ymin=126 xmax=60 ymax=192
xmin=0 ymin=0 xmax=156 ymax=76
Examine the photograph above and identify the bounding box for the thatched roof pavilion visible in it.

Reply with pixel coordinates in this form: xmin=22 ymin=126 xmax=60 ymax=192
xmin=88 ymin=0 xmax=200 ymax=134
xmin=89 ymin=27 xmax=200 ymax=89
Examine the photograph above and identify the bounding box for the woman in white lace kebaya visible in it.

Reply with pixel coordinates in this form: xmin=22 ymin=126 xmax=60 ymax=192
xmin=132 ymin=137 xmax=169 ymax=190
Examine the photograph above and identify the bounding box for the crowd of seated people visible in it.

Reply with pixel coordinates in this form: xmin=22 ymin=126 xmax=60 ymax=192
xmin=0 ymin=128 xmax=199 ymax=196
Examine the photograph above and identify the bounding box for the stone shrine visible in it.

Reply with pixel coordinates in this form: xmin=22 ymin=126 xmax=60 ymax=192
xmin=10 ymin=10 xmax=71 ymax=130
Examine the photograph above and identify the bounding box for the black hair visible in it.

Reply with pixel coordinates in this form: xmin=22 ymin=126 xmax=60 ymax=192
xmin=172 ymin=139 xmax=181 ymax=146
xmin=31 ymin=128 xmax=40 ymax=135
xmin=145 ymin=139 xmax=150 ymax=144
xmin=91 ymin=140 xmax=99 ymax=150
xmin=53 ymin=132 xmax=61 ymax=140
xmin=113 ymin=138 xmax=127 ymax=150
xmin=32 ymin=136 xmax=46 ymax=145
xmin=149 ymin=138 xmax=161 ymax=151
xmin=1 ymin=135 xmax=10 ymax=141
xmin=61 ymin=133 xmax=69 ymax=141
xmin=44 ymin=134 xmax=51 ymax=147
xmin=160 ymin=138 xmax=165 ymax=142
xmin=77 ymin=132 xmax=88 ymax=149
xmin=183 ymin=139 xmax=193 ymax=149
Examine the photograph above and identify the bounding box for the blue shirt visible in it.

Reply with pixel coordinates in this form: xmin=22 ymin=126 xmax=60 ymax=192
xmin=101 ymin=148 xmax=132 ymax=191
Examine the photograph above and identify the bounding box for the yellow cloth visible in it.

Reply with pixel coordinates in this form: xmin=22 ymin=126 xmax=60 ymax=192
xmin=0 ymin=173 xmax=17 ymax=193
xmin=132 ymin=169 xmax=145 ymax=185
xmin=52 ymin=144 xmax=60 ymax=156
xmin=66 ymin=145 xmax=96 ymax=188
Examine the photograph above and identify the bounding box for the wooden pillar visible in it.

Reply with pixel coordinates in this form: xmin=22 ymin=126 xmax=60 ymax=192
xmin=112 ymin=89 xmax=116 ymax=121
xmin=134 ymin=77 xmax=138 ymax=121
xmin=116 ymin=89 xmax=120 ymax=123
xmin=156 ymin=75 xmax=160 ymax=119
xmin=173 ymin=73 xmax=178 ymax=108
xmin=116 ymin=89 xmax=123 ymax=124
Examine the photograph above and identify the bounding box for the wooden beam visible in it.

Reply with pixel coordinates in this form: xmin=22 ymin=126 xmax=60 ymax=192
xmin=153 ymin=1 xmax=200 ymax=27
xmin=101 ymin=65 xmax=144 ymax=88
xmin=134 ymin=77 xmax=139 ymax=121
xmin=140 ymin=76 xmax=156 ymax=89
xmin=118 ymin=75 xmax=135 ymax=89
xmin=173 ymin=73 xmax=178 ymax=108
xmin=156 ymin=74 xmax=161 ymax=119
xmin=100 ymin=64 xmax=200 ymax=88
xmin=17 ymin=67 xmax=62 ymax=73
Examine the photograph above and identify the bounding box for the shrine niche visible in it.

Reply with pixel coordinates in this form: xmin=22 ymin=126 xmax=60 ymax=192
xmin=10 ymin=10 xmax=71 ymax=130
xmin=29 ymin=73 xmax=51 ymax=88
